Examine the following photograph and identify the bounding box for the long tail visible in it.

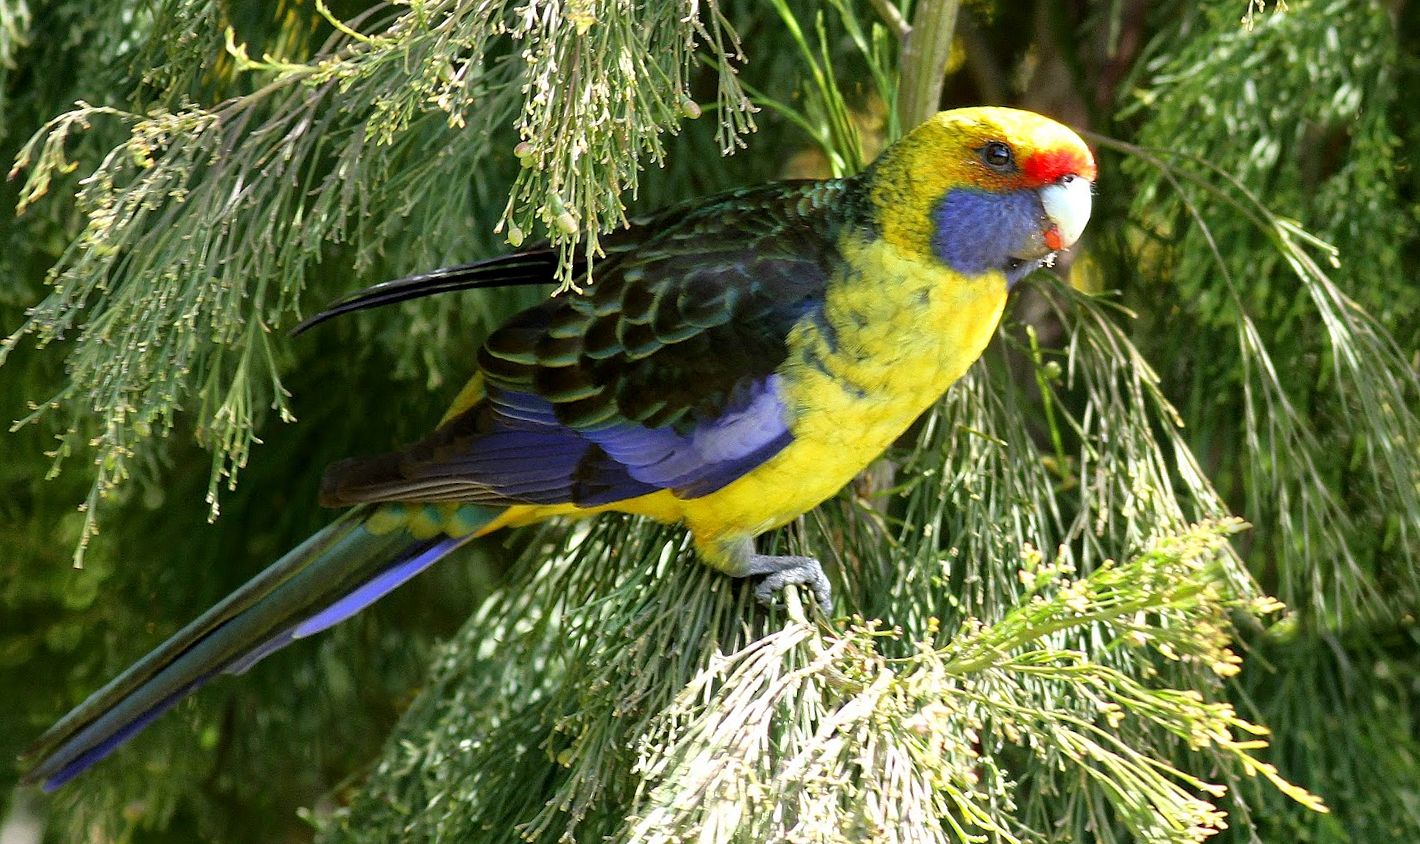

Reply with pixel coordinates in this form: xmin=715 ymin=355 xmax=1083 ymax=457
xmin=21 ymin=502 xmax=503 ymax=791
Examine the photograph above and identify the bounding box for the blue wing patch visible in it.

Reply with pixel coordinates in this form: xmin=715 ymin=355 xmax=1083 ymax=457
xmin=363 ymin=374 xmax=794 ymax=507
xmin=580 ymin=374 xmax=792 ymax=498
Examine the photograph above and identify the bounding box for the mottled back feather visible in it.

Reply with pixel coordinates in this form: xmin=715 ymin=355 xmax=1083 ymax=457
xmin=321 ymin=179 xmax=873 ymax=508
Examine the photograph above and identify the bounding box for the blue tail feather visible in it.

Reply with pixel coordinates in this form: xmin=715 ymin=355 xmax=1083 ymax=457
xmin=22 ymin=504 xmax=498 ymax=789
xmin=293 ymin=537 xmax=462 ymax=638
xmin=40 ymin=682 xmax=202 ymax=792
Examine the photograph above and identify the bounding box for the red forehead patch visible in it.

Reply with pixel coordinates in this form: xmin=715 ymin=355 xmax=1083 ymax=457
xmin=1022 ymin=148 xmax=1097 ymax=185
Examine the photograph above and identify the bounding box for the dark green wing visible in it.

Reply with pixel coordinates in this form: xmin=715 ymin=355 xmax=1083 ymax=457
xmin=320 ymin=178 xmax=873 ymax=507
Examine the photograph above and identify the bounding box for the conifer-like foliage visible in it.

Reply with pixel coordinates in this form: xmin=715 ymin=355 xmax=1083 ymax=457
xmin=2 ymin=1 xmax=1416 ymax=842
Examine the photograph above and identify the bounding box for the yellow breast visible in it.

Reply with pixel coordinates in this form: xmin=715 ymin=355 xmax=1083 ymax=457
xmin=672 ymin=234 xmax=1007 ymax=563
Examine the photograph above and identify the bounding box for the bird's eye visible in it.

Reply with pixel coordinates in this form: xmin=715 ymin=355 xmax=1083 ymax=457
xmin=981 ymin=141 xmax=1014 ymax=171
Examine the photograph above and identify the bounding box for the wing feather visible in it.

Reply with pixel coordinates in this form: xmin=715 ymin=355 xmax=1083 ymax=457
xmin=320 ymin=179 xmax=871 ymax=509
xmin=291 ymin=248 xmax=564 ymax=336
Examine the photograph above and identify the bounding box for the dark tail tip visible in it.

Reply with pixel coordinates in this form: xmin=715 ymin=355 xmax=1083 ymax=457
xmin=318 ymin=453 xmax=408 ymax=507
xmin=24 ymin=678 xmax=205 ymax=791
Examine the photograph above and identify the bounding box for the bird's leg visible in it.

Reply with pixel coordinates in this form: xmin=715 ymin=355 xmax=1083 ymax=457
xmin=719 ymin=537 xmax=833 ymax=611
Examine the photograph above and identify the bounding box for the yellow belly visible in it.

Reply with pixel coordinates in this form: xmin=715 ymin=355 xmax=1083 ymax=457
xmin=477 ymin=237 xmax=1008 ymax=569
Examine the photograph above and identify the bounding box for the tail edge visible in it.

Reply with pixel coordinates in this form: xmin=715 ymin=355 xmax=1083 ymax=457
xmin=22 ymin=505 xmax=500 ymax=788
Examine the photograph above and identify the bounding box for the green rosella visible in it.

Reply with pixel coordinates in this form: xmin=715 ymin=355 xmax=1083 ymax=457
xmin=23 ymin=107 xmax=1095 ymax=789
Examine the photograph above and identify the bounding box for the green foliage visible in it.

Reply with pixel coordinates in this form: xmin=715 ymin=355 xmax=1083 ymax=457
xmin=751 ymin=0 xmax=900 ymax=175
xmin=1119 ymin=0 xmax=1420 ymax=627
xmin=2 ymin=0 xmax=753 ymax=560
xmin=1230 ymin=626 xmax=1420 ymax=842
xmin=322 ymin=518 xmax=1304 ymax=844
xmin=2 ymin=1 xmax=1416 ymax=843
xmin=1106 ymin=3 xmax=1420 ymax=839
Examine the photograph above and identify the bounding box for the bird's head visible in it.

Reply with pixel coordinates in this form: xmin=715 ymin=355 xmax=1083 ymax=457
xmin=867 ymin=107 xmax=1096 ymax=286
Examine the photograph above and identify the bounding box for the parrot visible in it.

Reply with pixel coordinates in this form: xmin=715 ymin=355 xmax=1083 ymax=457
xmin=21 ymin=106 xmax=1094 ymax=790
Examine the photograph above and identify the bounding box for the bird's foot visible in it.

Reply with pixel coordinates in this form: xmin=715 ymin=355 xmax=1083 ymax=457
xmin=739 ymin=553 xmax=833 ymax=612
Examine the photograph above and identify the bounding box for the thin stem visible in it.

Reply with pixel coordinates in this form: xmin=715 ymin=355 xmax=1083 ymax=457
xmin=897 ymin=0 xmax=961 ymax=129
xmin=868 ymin=0 xmax=911 ymax=40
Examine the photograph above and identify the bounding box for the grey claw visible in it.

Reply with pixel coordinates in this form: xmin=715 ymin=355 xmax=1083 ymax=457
xmin=749 ymin=555 xmax=833 ymax=612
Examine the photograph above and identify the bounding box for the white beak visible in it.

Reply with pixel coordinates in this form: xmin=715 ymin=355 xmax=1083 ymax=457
xmin=1039 ymin=175 xmax=1093 ymax=250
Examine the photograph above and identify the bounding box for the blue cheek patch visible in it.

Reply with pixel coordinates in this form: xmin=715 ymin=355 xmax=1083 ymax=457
xmin=931 ymin=188 xmax=1043 ymax=282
